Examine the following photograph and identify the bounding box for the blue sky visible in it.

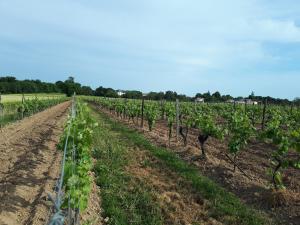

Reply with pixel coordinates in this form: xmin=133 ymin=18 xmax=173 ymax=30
xmin=0 ymin=0 xmax=300 ymax=99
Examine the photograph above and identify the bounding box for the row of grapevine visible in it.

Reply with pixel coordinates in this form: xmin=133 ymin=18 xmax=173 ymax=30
xmin=85 ymin=96 xmax=300 ymax=191
xmin=48 ymin=97 xmax=97 ymax=224
xmin=0 ymin=96 xmax=68 ymax=127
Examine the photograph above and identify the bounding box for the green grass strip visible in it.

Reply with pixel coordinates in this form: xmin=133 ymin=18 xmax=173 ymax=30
xmin=92 ymin=110 xmax=164 ymax=225
xmin=91 ymin=106 xmax=272 ymax=225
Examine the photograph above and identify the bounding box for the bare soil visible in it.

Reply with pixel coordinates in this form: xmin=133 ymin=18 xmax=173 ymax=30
xmin=0 ymin=101 xmax=70 ymax=225
xmin=99 ymin=107 xmax=300 ymax=225
xmin=127 ymin=146 xmax=223 ymax=225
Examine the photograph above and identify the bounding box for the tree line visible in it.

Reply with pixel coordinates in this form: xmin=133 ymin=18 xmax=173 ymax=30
xmin=0 ymin=76 xmax=297 ymax=105
xmin=0 ymin=76 xmax=93 ymax=97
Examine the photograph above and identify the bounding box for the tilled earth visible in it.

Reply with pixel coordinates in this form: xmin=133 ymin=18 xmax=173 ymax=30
xmin=0 ymin=101 xmax=70 ymax=225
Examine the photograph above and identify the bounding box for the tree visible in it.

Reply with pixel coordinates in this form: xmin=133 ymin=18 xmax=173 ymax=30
xmin=212 ymin=91 xmax=221 ymax=102
xmin=294 ymin=97 xmax=300 ymax=106
xmin=123 ymin=90 xmax=143 ymax=99
xmin=221 ymin=94 xmax=233 ymax=102
xmin=249 ymin=91 xmax=255 ymax=100
xmin=177 ymin=94 xmax=192 ymax=102
xmin=202 ymin=91 xmax=212 ymax=102
xmin=66 ymin=76 xmax=75 ymax=83
xmin=0 ymin=76 xmax=16 ymax=82
xmin=146 ymin=92 xmax=164 ymax=100
xmin=80 ymin=86 xmax=94 ymax=96
xmin=165 ymin=91 xmax=177 ymax=101
xmin=95 ymin=86 xmax=118 ymax=98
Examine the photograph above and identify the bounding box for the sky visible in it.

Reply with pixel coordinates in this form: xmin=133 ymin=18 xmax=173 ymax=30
xmin=0 ymin=0 xmax=300 ymax=99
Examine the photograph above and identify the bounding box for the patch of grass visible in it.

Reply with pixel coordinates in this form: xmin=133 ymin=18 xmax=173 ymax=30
xmin=91 ymin=106 xmax=272 ymax=225
xmin=92 ymin=112 xmax=163 ymax=225
xmin=0 ymin=113 xmax=19 ymax=127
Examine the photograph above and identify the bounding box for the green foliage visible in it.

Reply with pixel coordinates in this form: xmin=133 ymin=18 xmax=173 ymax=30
xmin=165 ymin=102 xmax=176 ymax=127
xmin=228 ymin=111 xmax=254 ymax=155
xmin=262 ymin=109 xmax=300 ymax=189
xmin=126 ymin=100 xmax=140 ymax=120
xmin=144 ymin=102 xmax=159 ymax=131
xmin=0 ymin=76 xmax=95 ymax=96
xmin=195 ymin=110 xmax=223 ymax=139
xmin=91 ymin=109 xmax=164 ymax=225
xmin=93 ymin=108 xmax=271 ymax=225
xmin=0 ymin=97 xmax=67 ymax=127
xmin=180 ymin=103 xmax=194 ymax=128
xmin=58 ymin=101 xmax=97 ymax=211
xmin=227 ymin=110 xmax=254 ymax=171
xmin=85 ymin=96 xmax=300 ymax=192
xmin=246 ymin=105 xmax=261 ymax=126
xmin=164 ymin=102 xmax=176 ymax=144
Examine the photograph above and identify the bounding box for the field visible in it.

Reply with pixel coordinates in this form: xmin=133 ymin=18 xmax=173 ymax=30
xmin=0 ymin=93 xmax=66 ymax=103
xmin=0 ymin=102 xmax=70 ymax=224
xmin=0 ymin=96 xmax=299 ymax=225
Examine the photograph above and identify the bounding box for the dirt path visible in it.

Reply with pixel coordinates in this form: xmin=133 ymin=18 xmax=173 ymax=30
xmin=0 ymin=101 xmax=70 ymax=225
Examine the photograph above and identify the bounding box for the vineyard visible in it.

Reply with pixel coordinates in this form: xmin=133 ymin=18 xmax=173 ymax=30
xmin=0 ymin=93 xmax=66 ymax=103
xmin=85 ymin=96 xmax=300 ymax=224
xmin=0 ymin=95 xmax=299 ymax=225
xmin=0 ymin=94 xmax=68 ymax=127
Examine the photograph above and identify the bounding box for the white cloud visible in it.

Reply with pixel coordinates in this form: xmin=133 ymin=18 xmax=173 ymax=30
xmin=0 ymin=0 xmax=300 ymax=98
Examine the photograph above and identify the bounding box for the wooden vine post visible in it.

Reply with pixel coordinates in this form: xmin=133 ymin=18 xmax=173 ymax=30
xmin=261 ymin=99 xmax=267 ymax=130
xmin=290 ymin=102 xmax=294 ymax=114
xmin=160 ymin=100 xmax=164 ymax=120
xmin=21 ymin=93 xmax=25 ymax=119
xmin=0 ymin=92 xmax=2 ymax=125
xmin=176 ymin=99 xmax=180 ymax=141
xmin=123 ymin=98 xmax=127 ymax=118
xmin=141 ymin=96 xmax=145 ymax=128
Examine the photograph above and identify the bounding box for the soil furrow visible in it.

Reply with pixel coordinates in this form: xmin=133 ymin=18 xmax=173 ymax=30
xmin=0 ymin=101 xmax=70 ymax=225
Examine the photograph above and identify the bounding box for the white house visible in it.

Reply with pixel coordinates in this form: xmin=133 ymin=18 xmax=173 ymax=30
xmin=228 ymin=99 xmax=258 ymax=105
xmin=117 ymin=91 xmax=125 ymax=96
xmin=245 ymin=99 xmax=258 ymax=105
xmin=195 ymin=97 xmax=205 ymax=103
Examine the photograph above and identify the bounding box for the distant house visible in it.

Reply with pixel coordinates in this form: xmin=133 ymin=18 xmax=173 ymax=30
xmin=235 ymin=100 xmax=246 ymax=104
xmin=227 ymin=99 xmax=258 ymax=105
xmin=117 ymin=91 xmax=125 ymax=97
xmin=245 ymin=99 xmax=258 ymax=105
xmin=226 ymin=99 xmax=235 ymax=104
xmin=195 ymin=97 xmax=205 ymax=103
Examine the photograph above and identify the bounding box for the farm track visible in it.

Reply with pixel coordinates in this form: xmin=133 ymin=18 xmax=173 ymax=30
xmin=0 ymin=101 xmax=70 ymax=225
xmin=96 ymin=105 xmax=300 ymax=225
